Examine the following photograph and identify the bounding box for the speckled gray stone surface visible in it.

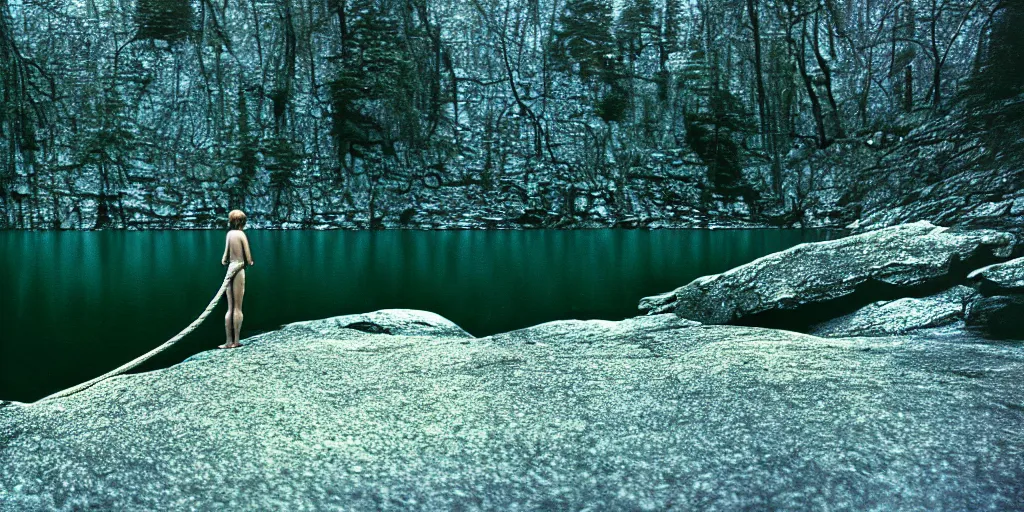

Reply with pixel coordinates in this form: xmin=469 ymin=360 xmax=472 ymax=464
xmin=809 ymin=286 xmax=978 ymax=338
xmin=2 ymin=310 xmax=1023 ymax=510
xmin=638 ymin=221 xmax=1015 ymax=324
xmin=969 ymin=256 xmax=1024 ymax=295
xmin=276 ymin=308 xmax=474 ymax=339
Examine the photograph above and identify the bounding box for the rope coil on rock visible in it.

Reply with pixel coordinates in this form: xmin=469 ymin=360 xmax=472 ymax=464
xmin=32 ymin=261 xmax=247 ymax=404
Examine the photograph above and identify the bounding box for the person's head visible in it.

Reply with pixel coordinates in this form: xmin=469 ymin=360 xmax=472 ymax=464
xmin=228 ymin=210 xmax=247 ymax=230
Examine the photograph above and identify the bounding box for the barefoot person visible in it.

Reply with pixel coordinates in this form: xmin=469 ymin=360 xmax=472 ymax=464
xmin=220 ymin=210 xmax=254 ymax=349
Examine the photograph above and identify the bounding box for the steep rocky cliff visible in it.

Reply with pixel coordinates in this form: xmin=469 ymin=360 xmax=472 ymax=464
xmin=2 ymin=0 xmax=1020 ymax=230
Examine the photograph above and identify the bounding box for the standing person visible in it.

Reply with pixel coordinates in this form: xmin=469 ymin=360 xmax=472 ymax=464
xmin=220 ymin=210 xmax=254 ymax=349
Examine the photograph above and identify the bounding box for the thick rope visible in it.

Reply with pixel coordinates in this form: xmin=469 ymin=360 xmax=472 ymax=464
xmin=33 ymin=261 xmax=247 ymax=404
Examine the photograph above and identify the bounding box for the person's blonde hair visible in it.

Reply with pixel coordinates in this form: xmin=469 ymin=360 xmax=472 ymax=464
xmin=228 ymin=210 xmax=247 ymax=230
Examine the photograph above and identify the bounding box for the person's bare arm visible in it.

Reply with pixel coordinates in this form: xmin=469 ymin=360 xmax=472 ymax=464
xmin=221 ymin=234 xmax=230 ymax=266
xmin=242 ymin=232 xmax=254 ymax=266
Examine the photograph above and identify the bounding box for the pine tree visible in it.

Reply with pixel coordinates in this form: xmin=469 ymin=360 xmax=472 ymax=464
xmin=684 ymin=88 xmax=756 ymax=197
xmin=75 ymin=91 xmax=135 ymax=227
xmin=266 ymin=137 xmax=301 ymax=219
xmin=616 ymin=0 xmax=655 ymax=60
xmin=965 ymin=1 xmax=1024 ymax=157
xmin=662 ymin=0 xmax=681 ymax=53
xmin=549 ymin=0 xmax=617 ymax=85
xmin=348 ymin=0 xmax=412 ymax=102
xmin=233 ymin=90 xmax=258 ymax=208
xmin=328 ymin=0 xmax=416 ymax=167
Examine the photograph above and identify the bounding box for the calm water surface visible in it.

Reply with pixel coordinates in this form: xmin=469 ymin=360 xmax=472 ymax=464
xmin=1 ymin=229 xmax=838 ymax=402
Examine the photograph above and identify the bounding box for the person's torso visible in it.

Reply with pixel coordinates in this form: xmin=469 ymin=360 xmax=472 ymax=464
xmin=226 ymin=231 xmax=247 ymax=262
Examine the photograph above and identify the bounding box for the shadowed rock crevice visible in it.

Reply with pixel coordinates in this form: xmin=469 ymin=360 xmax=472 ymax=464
xmin=966 ymin=296 xmax=1024 ymax=339
xmin=960 ymin=256 xmax=1024 ymax=339
xmin=809 ymin=286 xmax=978 ymax=338
xmin=736 ymin=248 xmax=1006 ymax=332
xmin=968 ymin=256 xmax=1024 ymax=296
xmin=344 ymin=321 xmax=393 ymax=335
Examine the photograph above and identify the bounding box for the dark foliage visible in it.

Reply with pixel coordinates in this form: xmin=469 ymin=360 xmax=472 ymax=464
xmin=134 ymin=0 xmax=194 ymax=43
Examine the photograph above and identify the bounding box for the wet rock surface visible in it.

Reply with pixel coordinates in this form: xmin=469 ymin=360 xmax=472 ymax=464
xmin=2 ymin=310 xmax=1024 ymax=510
xmin=809 ymin=286 xmax=978 ymax=338
xmin=639 ymin=221 xmax=1015 ymax=327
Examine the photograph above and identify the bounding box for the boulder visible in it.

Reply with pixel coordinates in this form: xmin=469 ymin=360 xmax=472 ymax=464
xmin=639 ymin=222 xmax=1014 ymax=327
xmin=809 ymin=286 xmax=977 ymax=338
xmin=962 ymin=256 xmax=1024 ymax=339
xmin=279 ymin=308 xmax=473 ymax=339
xmin=967 ymin=256 xmax=1024 ymax=296
xmin=2 ymin=311 xmax=1024 ymax=510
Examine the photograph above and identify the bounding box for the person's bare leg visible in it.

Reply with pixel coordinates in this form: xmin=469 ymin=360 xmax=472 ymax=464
xmin=220 ymin=279 xmax=235 ymax=349
xmin=229 ymin=269 xmax=245 ymax=347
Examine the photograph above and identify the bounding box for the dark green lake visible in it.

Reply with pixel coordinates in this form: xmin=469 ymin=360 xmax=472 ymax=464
xmin=1 ymin=229 xmax=838 ymax=402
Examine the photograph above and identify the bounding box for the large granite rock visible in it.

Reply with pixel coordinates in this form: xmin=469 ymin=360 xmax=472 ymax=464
xmin=639 ymin=221 xmax=1014 ymax=326
xmin=968 ymin=256 xmax=1024 ymax=296
xmin=962 ymin=257 xmax=1024 ymax=339
xmin=277 ymin=308 xmax=474 ymax=339
xmin=2 ymin=310 xmax=1023 ymax=510
xmin=809 ymin=286 xmax=978 ymax=338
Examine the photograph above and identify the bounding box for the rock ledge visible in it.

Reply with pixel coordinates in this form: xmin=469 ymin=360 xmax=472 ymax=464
xmin=2 ymin=309 xmax=1022 ymax=510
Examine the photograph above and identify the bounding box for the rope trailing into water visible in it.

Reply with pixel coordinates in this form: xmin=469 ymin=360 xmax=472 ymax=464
xmin=32 ymin=261 xmax=247 ymax=404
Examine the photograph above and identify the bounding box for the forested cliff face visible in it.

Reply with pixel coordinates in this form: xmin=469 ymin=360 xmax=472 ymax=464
xmin=0 ymin=0 xmax=1021 ymax=229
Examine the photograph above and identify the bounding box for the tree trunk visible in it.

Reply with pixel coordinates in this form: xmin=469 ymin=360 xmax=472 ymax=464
xmin=747 ymin=0 xmax=779 ymax=196
xmin=930 ymin=0 xmax=941 ymax=107
xmin=747 ymin=0 xmax=768 ymax=143
xmin=813 ymin=11 xmax=844 ymax=138
xmin=904 ymin=65 xmax=914 ymax=111
xmin=792 ymin=16 xmax=828 ymax=148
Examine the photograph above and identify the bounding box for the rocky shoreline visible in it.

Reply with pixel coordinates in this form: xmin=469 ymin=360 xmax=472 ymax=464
xmin=20 ymin=202 xmax=832 ymax=232
xmin=47 ymin=217 xmax=826 ymax=231
xmin=1 ymin=222 xmax=1022 ymax=510
xmin=639 ymin=221 xmax=1022 ymax=339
